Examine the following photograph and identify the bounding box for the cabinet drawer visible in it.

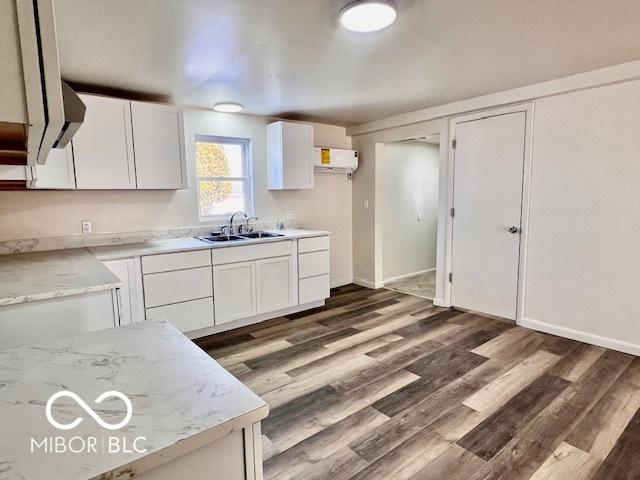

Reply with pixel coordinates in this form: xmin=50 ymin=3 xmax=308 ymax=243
xmin=143 ymin=266 xmax=212 ymax=308
xmin=298 ymin=236 xmax=329 ymax=253
xmin=142 ymin=249 xmax=211 ymax=274
xmin=212 ymin=241 xmax=293 ymax=265
xmin=146 ymin=297 xmax=214 ymax=333
xmin=299 ymin=274 xmax=330 ymax=304
xmin=299 ymin=250 xmax=330 ymax=279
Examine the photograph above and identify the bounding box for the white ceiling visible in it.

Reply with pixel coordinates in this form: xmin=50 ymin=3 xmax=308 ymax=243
xmin=53 ymin=0 xmax=640 ymax=127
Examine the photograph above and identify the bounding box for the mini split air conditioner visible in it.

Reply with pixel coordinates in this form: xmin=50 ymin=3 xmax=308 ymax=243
xmin=313 ymin=148 xmax=358 ymax=174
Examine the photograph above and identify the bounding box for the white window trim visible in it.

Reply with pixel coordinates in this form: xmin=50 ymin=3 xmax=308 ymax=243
xmin=195 ymin=135 xmax=255 ymax=222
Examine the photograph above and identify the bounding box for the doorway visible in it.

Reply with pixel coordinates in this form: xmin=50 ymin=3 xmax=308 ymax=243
xmin=382 ymin=134 xmax=440 ymax=300
xmin=448 ymin=107 xmax=529 ymax=320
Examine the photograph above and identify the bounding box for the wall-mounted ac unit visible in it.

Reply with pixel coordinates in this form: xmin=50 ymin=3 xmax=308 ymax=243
xmin=313 ymin=148 xmax=358 ymax=174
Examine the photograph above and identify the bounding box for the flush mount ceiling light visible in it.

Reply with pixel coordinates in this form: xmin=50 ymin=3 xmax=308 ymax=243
xmin=340 ymin=0 xmax=397 ymax=33
xmin=213 ymin=103 xmax=243 ymax=113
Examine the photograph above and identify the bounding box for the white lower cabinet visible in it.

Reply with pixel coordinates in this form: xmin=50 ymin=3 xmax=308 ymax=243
xmin=256 ymin=256 xmax=297 ymax=314
xmin=213 ymin=261 xmax=257 ymax=325
xmin=146 ymin=298 xmax=214 ymax=333
xmin=138 ymin=236 xmax=328 ymax=334
xmin=103 ymin=258 xmax=144 ymax=325
xmin=0 ymin=291 xmax=117 ymax=350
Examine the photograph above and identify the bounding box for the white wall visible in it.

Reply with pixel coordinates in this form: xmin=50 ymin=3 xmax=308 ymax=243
xmin=382 ymin=142 xmax=439 ymax=281
xmin=0 ymin=109 xmax=353 ymax=287
xmin=352 ymin=71 xmax=640 ymax=354
xmin=522 ymin=79 xmax=640 ymax=352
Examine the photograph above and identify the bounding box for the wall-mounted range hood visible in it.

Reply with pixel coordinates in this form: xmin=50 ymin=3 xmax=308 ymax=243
xmin=0 ymin=0 xmax=85 ymax=171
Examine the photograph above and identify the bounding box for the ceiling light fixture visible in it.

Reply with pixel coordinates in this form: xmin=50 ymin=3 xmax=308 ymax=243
xmin=340 ymin=0 xmax=397 ymax=33
xmin=213 ymin=103 xmax=243 ymax=113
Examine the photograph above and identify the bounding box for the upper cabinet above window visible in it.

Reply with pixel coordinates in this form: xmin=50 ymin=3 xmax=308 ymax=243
xmin=267 ymin=121 xmax=314 ymax=190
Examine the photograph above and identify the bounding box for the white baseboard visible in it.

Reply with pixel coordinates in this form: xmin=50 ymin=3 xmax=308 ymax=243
xmin=383 ymin=268 xmax=435 ymax=284
xmin=432 ymin=298 xmax=448 ymax=307
xmin=352 ymin=277 xmax=384 ymax=289
xmin=520 ymin=317 xmax=640 ymax=357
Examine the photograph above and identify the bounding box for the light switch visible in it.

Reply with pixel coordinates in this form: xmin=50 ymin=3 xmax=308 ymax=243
xmin=417 ymin=213 xmax=422 ymax=221
xmin=364 ymin=200 xmax=369 ymax=209
xmin=81 ymin=221 xmax=92 ymax=234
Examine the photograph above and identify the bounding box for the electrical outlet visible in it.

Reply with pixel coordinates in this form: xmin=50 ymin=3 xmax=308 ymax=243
xmin=81 ymin=221 xmax=92 ymax=234
xmin=363 ymin=200 xmax=369 ymax=209
xmin=417 ymin=213 xmax=422 ymax=221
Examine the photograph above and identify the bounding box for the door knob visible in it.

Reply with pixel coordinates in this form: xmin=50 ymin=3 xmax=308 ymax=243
xmin=508 ymin=226 xmax=521 ymax=234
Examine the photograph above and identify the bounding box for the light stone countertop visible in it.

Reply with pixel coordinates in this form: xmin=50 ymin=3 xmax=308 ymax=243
xmin=0 ymin=248 xmax=121 ymax=306
xmin=0 ymin=229 xmax=329 ymax=306
xmin=0 ymin=319 xmax=269 ymax=480
xmin=89 ymin=228 xmax=330 ymax=261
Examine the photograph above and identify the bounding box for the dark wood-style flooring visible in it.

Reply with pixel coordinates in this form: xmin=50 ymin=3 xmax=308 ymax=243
xmin=195 ymin=284 xmax=640 ymax=480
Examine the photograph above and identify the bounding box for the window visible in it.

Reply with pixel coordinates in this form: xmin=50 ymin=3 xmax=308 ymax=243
xmin=195 ymin=135 xmax=253 ymax=220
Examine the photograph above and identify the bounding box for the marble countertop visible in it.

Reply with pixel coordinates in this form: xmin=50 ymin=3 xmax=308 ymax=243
xmin=90 ymin=229 xmax=330 ymax=261
xmin=0 ymin=229 xmax=329 ymax=306
xmin=0 ymin=319 xmax=268 ymax=480
xmin=0 ymin=249 xmax=121 ymax=306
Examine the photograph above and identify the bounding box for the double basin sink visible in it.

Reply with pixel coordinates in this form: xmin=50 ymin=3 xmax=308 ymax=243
xmin=195 ymin=232 xmax=285 ymax=244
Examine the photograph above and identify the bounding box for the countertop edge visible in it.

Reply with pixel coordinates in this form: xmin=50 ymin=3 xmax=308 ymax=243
xmin=90 ymin=229 xmax=331 ymax=261
xmin=0 ymin=280 xmax=122 ymax=307
xmin=94 ymin=404 xmax=269 ymax=480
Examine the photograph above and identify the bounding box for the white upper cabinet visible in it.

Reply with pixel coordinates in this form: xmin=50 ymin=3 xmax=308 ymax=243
xmin=131 ymin=101 xmax=186 ymax=189
xmin=29 ymin=144 xmax=76 ymax=189
xmin=267 ymin=121 xmax=314 ymax=190
xmin=73 ymin=95 xmax=136 ymax=189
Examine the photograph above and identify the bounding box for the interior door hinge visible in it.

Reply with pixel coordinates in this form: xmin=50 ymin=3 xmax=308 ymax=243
xmin=449 ymin=272 xmax=453 ymax=283
xmin=450 ymin=207 xmax=455 ymax=217
xmin=452 ymin=138 xmax=457 ymax=149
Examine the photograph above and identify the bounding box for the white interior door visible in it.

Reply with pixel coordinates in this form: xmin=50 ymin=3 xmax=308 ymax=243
xmin=450 ymin=111 xmax=526 ymax=319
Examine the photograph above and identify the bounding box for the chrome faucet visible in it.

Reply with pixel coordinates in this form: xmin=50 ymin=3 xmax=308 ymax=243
xmin=229 ymin=211 xmax=248 ymax=235
xmin=240 ymin=216 xmax=258 ymax=235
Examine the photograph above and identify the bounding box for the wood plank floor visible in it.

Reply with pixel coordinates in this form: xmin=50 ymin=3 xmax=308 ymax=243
xmin=194 ymin=284 xmax=640 ymax=480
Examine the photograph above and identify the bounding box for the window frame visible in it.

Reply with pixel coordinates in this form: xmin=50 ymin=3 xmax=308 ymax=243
xmin=194 ymin=135 xmax=254 ymax=222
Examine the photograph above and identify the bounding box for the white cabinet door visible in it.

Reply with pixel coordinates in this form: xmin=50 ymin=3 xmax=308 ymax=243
xmin=268 ymin=121 xmax=314 ymax=190
xmin=213 ymin=261 xmax=257 ymax=324
xmin=103 ymin=258 xmax=145 ymax=325
xmin=256 ymin=256 xmax=296 ymax=314
xmin=73 ymin=95 xmax=136 ymax=189
xmin=29 ymin=144 xmax=76 ymax=189
xmin=131 ymin=101 xmax=186 ymax=189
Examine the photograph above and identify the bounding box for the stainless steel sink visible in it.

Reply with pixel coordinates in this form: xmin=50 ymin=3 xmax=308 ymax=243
xmin=239 ymin=232 xmax=284 ymax=239
xmin=196 ymin=235 xmax=245 ymax=244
